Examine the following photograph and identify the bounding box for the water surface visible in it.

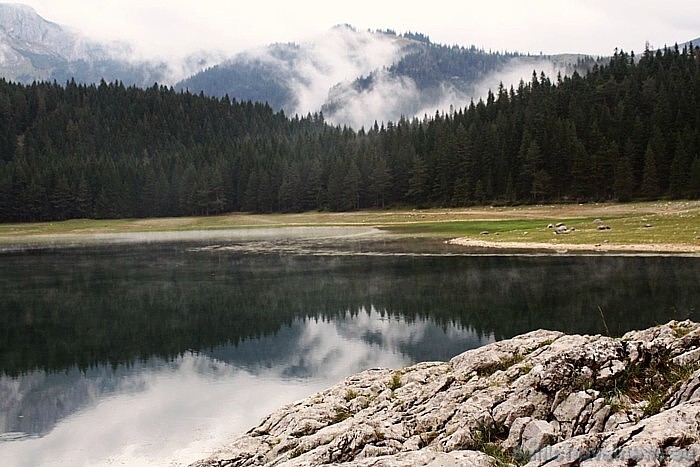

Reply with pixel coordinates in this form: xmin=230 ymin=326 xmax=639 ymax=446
xmin=1 ymin=236 xmax=699 ymax=466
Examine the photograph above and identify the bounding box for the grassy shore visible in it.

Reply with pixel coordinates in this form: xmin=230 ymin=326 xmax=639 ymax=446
xmin=1 ymin=200 xmax=699 ymax=252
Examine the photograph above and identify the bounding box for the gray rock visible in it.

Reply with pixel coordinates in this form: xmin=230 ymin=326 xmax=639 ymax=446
xmin=503 ymin=416 xmax=532 ymax=450
xmin=521 ymin=419 xmax=556 ymax=454
xmin=343 ymin=449 xmax=496 ymax=466
xmin=192 ymin=321 xmax=700 ymax=467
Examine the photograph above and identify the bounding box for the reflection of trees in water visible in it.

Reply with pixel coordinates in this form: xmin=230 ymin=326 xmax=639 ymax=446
xmin=1 ymin=245 xmax=698 ymax=375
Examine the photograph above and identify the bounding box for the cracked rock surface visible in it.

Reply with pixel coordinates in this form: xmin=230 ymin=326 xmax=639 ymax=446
xmin=191 ymin=320 xmax=700 ymax=466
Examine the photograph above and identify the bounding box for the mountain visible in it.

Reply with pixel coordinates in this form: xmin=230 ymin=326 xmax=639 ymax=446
xmin=680 ymin=37 xmax=700 ymax=48
xmin=0 ymin=3 xmax=216 ymax=86
xmin=176 ymin=25 xmax=598 ymax=129
xmin=0 ymin=6 xmax=597 ymax=128
xmin=176 ymin=26 xmax=415 ymax=123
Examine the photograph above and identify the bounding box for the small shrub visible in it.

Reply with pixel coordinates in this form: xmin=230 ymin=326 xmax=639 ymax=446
xmin=596 ymin=356 xmax=697 ymax=416
xmin=643 ymin=392 xmax=666 ymax=417
xmin=422 ymin=430 xmax=439 ymax=446
xmin=472 ymin=421 xmax=529 ymax=466
xmin=678 ymin=434 xmax=697 ymax=449
xmin=671 ymin=324 xmax=692 ymax=339
xmin=344 ymin=389 xmax=358 ymax=401
xmin=604 ymin=387 xmax=628 ymax=413
xmin=389 ymin=371 xmax=403 ymax=391
xmin=524 ymin=339 xmax=553 ymax=355
xmin=332 ymin=407 xmax=352 ymax=424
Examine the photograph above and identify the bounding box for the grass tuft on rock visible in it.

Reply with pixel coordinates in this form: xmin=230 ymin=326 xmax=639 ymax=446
xmin=389 ymin=371 xmax=403 ymax=391
xmin=472 ymin=421 xmax=529 ymax=466
xmin=477 ymin=352 xmax=525 ymax=377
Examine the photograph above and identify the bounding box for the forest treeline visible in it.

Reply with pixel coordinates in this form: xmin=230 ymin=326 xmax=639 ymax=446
xmin=0 ymin=44 xmax=699 ymax=221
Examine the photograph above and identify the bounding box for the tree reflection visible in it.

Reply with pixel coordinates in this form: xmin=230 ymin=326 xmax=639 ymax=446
xmin=1 ymin=244 xmax=698 ymax=376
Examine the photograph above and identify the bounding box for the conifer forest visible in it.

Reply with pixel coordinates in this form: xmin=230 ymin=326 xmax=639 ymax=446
xmin=0 ymin=45 xmax=699 ymax=222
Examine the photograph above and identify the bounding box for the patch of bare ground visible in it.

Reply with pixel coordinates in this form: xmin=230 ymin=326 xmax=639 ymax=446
xmin=447 ymin=238 xmax=700 ymax=254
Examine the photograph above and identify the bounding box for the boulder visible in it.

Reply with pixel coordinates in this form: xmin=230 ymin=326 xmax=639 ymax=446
xmin=192 ymin=321 xmax=700 ymax=467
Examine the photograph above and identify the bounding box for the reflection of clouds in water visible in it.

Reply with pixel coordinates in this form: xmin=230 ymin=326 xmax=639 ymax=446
xmin=0 ymin=309 xmax=486 ymax=467
xmin=332 ymin=308 xmax=495 ymax=362
xmin=2 ymin=358 xmax=321 ymax=467
xmin=281 ymin=311 xmax=414 ymax=381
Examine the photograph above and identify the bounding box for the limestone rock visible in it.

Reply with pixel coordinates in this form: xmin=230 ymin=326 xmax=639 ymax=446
xmin=521 ymin=419 xmax=556 ymax=454
xmin=528 ymin=399 xmax=700 ymax=466
xmin=192 ymin=321 xmax=700 ymax=467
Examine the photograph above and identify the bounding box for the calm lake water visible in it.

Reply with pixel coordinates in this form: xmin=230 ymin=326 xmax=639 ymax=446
xmin=1 ymin=230 xmax=699 ymax=466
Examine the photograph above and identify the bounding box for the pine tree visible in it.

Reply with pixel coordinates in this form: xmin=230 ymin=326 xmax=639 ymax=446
xmin=406 ymin=155 xmax=429 ymax=205
xmin=473 ymin=179 xmax=486 ymax=204
xmin=668 ymin=135 xmax=691 ymax=198
xmin=278 ymin=162 xmax=302 ymax=212
xmin=74 ymin=177 xmax=91 ymax=219
xmin=613 ymin=156 xmax=634 ymax=201
xmin=301 ymin=158 xmax=322 ymax=211
xmin=641 ymin=144 xmax=660 ymax=199
xmin=570 ymin=141 xmax=591 ymax=201
xmin=326 ymin=158 xmax=346 ymax=211
xmin=243 ymin=170 xmax=260 ymax=212
xmin=49 ymin=175 xmax=74 ymax=220
xmin=344 ymin=159 xmax=362 ymax=211
xmin=531 ymin=169 xmax=552 ymax=201
xmin=690 ymin=156 xmax=700 ymax=198
xmin=368 ymin=157 xmax=391 ymax=208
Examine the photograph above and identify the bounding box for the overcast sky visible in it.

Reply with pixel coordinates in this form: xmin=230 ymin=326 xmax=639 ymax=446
xmin=20 ymin=0 xmax=700 ymax=60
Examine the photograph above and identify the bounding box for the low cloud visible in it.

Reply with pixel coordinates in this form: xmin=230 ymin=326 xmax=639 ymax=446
xmin=238 ymin=27 xmax=408 ymax=118
xmin=324 ymin=55 xmax=593 ymax=129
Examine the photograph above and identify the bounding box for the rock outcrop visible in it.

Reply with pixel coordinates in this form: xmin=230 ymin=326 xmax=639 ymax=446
xmin=192 ymin=321 xmax=700 ymax=466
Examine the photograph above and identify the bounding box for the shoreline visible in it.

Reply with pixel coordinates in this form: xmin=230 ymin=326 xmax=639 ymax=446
xmin=0 ymin=226 xmax=384 ymax=252
xmin=448 ymin=237 xmax=700 ymax=255
xmin=1 ymin=201 xmax=698 ymax=254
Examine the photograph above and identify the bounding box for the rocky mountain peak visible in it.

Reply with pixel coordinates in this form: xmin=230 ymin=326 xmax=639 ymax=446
xmin=0 ymin=3 xmax=84 ymax=59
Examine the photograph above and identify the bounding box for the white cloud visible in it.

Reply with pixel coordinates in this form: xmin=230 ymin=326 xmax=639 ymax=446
xmin=21 ymin=0 xmax=700 ymax=61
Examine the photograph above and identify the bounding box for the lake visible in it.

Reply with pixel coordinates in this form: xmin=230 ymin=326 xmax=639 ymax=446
xmin=1 ymin=229 xmax=699 ymax=466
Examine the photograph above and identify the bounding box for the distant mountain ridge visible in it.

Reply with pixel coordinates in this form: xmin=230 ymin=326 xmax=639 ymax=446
xmin=176 ymin=26 xmax=598 ymax=128
xmin=0 ymin=5 xmax=602 ymax=128
xmin=680 ymin=37 xmax=700 ymax=49
xmin=1 ymin=4 xmax=696 ymax=129
xmin=0 ymin=3 xmax=218 ymax=86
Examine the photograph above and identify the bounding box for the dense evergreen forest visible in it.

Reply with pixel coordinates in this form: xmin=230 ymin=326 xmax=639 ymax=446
xmin=0 ymin=44 xmax=699 ymax=222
